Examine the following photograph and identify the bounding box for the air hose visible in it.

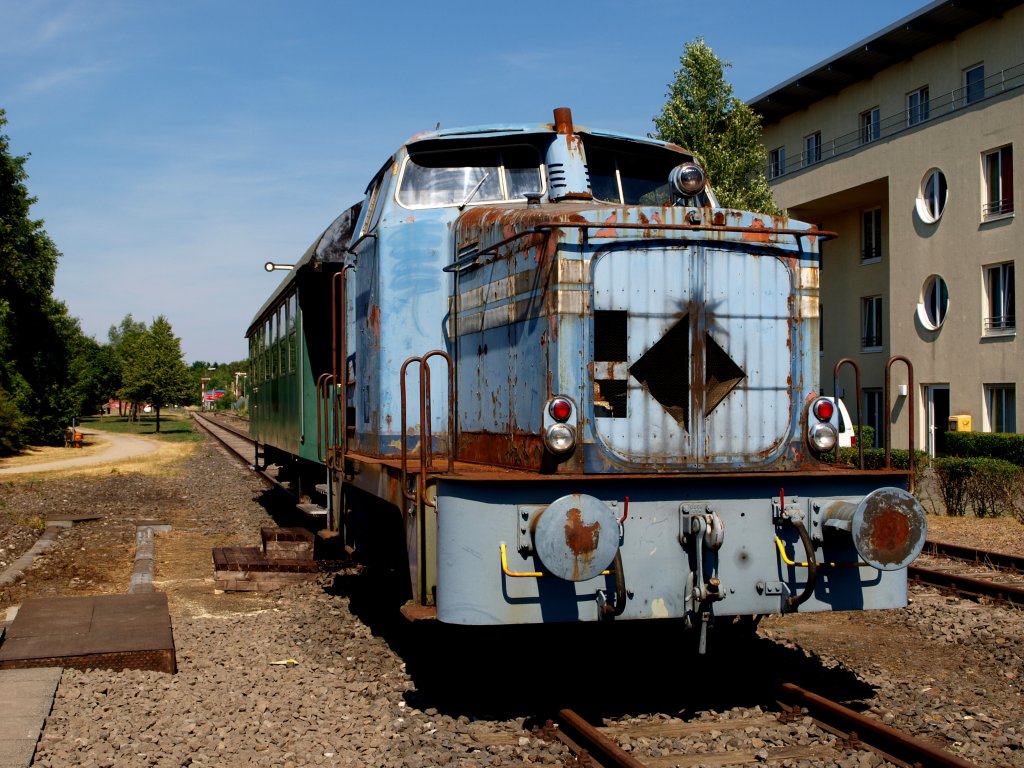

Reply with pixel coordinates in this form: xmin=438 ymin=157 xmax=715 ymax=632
xmin=786 ymin=519 xmax=818 ymax=610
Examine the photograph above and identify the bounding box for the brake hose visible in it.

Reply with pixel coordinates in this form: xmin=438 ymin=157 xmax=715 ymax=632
xmin=786 ymin=519 xmax=818 ymax=610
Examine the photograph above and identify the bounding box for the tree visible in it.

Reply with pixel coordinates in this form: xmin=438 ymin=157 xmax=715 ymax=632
xmin=119 ymin=316 xmax=193 ymax=432
xmin=109 ymin=314 xmax=148 ymax=416
xmin=0 ymin=108 xmax=82 ymax=449
xmin=653 ymin=38 xmax=780 ymax=214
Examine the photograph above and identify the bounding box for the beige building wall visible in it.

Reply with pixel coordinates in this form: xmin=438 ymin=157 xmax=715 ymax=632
xmin=759 ymin=6 xmax=1022 ymax=453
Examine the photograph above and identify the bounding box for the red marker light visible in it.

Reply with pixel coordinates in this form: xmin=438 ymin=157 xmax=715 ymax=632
xmin=549 ymin=398 xmax=572 ymax=422
xmin=812 ymin=398 xmax=834 ymax=421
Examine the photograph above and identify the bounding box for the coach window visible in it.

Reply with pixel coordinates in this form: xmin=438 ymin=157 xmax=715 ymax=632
xmin=277 ymin=305 xmax=286 ymax=378
xmin=287 ymin=293 xmax=297 ymax=372
xmin=265 ymin=316 xmax=273 ymax=379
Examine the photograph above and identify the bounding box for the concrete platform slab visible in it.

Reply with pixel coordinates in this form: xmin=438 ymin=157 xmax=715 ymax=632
xmin=0 ymin=593 xmax=176 ymax=674
xmin=0 ymin=667 xmax=61 ymax=768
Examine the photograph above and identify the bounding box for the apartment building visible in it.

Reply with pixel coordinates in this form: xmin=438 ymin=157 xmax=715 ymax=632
xmin=751 ymin=0 xmax=1022 ymax=455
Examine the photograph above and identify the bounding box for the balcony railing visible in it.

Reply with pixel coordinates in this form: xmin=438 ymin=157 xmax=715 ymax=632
xmin=861 ymin=334 xmax=883 ymax=348
xmin=983 ymin=198 xmax=1014 ymax=217
xmin=984 ymin=315 xmax=1016 ymax=332
xmin=768 ymin=62 xmax=1024 ymax=177
xmin=861 ymin=246 xmax=882 ymax=261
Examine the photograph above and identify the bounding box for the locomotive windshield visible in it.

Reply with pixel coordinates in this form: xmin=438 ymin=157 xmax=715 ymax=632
xmin=584 ymin=135 xmax=709 ymax=206
xmin=397 ymin=145 xmax=544 ymax=208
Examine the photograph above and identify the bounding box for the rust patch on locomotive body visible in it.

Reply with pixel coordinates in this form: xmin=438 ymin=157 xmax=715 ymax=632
xmin=368 ymin=305 xmax=381 ymax=350
xmin=594 ymin=210 xmax=619 ymax=238
xmin=742 ymin=218 xmax=771 ymax=242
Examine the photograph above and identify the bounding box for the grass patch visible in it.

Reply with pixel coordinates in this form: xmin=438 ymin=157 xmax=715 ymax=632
xmin=80 ymin=409 xmax=200 ymax=442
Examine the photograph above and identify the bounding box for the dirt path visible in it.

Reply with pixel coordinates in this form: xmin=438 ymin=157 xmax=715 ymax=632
xmin=0 ymin=430 xmax=162 ymax=476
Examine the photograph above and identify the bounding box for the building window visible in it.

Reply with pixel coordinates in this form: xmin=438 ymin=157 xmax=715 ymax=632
xmin=907 ymin=86 xmax=930 ymax=126
xmin=916 ymin=168 xmax=947 ymax=223
xmin=860 ymin=108 xmax=880 ymax=144
xmin=804 ymin=132 xmax=821 ymax=166
xmin=861 ymin=296 xmax=883 ymax=351
xmin=984 ymin=262 xmax=1015 ymax=333
xmin=917 ymin=275 xmax=949 ymax=330
xmin=769 ymin=147 xmax=785 ymax=179
xmin=986 ymin=385 xmax=1016 ymax=433
xmin=983 ymin=145 xmax=1013 ymax=218
xmin=964 ymin=63 xmax=985 ymax=105
xmin=861 ymin=208 xmax=882 ymax=261
xmin=863 ymin=389 xmax=883 ymax=448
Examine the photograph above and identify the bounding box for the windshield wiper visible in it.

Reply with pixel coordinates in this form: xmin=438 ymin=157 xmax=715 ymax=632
xmin=458 ymin=173 xmax=490 ymax=210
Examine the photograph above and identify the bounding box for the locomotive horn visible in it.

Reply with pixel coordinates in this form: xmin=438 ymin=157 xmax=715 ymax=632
xmin=817 ymin=487 xmax=926 ymax=571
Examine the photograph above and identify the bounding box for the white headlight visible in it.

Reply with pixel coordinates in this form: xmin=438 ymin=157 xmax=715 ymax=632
xmin=809 ymin=422 xmax=839 ymax=451
xmin=544 ymin=423 xmax=577 ymax=454
xmin=670 ymin=163 xmax=706 ymax=196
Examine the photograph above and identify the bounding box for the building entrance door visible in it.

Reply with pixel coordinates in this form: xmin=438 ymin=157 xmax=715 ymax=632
xmin=924 ymin=384 xmax=950 ymax=457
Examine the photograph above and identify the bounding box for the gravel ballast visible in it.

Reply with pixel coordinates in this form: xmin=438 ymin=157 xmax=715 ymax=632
xmin=1 ymin=436 xmax=1022 ymax=767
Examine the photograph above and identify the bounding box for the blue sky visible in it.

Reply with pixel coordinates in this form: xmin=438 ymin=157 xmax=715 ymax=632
xmin=1 ymin=0 xmax=928 ymax=364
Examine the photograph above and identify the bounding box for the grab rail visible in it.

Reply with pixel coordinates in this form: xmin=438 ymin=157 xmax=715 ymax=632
xmin=399 ymin=350 xmax=455 ymax=504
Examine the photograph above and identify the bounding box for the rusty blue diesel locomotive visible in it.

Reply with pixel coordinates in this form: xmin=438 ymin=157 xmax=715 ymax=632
xmin=247 ymin=108 xmax=925 ymax=651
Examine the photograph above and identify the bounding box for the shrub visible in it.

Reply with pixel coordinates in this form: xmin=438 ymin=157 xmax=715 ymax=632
xmin=965 ymin=457 xmax=1022 ymax=518
xmin=853 ymin=424 xmax=875 ymax=449
xmin=933 ymin=457 xmax=974 ymax=517
xmin=944 ymin=431 xmax=1024 ymax=467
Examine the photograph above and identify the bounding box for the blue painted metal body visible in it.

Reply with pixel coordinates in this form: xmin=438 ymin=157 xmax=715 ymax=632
xmin=246 ymin=110 xmax=925 ymax=640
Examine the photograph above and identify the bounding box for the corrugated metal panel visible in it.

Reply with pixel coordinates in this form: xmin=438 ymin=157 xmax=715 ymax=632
xmin=592 ymin=246 xmax=792 ymax=466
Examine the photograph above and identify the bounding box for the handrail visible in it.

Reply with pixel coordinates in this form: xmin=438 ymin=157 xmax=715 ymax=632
xmin=399 ymin=350 xmax=455 ymax=504
xmin=885 ymin=356 xmax=916 ymax=493
xmin=833 ymin=358 xmax=864 ymax=469
xmin=330 ymin=265 xmax=354 ymax=470
xmin=443 ymin=220 xmax=836 ymax=273
xmin=315 ymin=372 xmax=334 ymax=466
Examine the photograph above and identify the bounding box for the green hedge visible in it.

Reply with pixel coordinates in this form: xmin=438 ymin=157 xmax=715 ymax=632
xmin=818 ymin=447 xmax=929 ymax=491
xmin=943 ymin=431 xmax=1024 ymax=467
xmin=933 ymin=456 xmax=1023 ymax=517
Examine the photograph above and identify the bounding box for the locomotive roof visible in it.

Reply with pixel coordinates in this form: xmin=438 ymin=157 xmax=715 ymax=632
xmin=247 ymin=112 xmax=695 ymax=334
xmin=404 ymin=119 xmax=688 ymax=155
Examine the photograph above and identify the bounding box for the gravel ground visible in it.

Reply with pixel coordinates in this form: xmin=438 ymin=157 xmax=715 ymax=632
xmin=0 ymin=437 xmax=1022 ymax=767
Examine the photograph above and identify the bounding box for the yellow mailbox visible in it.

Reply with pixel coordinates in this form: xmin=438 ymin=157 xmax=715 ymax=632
xmin=948 ymin=414 xmax=972 ymax=432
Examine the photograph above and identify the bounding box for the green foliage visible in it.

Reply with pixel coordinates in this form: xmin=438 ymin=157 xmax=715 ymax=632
xmin=0 ymin=386 xmax=26 ymax=455
xmin=653 ymin=38 xmax=780 ymax=214
xmin=943 ymin=430 xmax=1024 ymax=467
xmin=965 ymin=458 xmax=1022 ymax=518
xmin=932 ymin=456 xmax=1023 ymax=518
xmin=0 ymin=110 xmax=86 ymax=444
xmin=933 ymin=457 xmax=975 ymax=517
xmin=853 ymin=424 xmax=875 ymax=449
xmin=118 ymin=316 xmax=193 ymax=432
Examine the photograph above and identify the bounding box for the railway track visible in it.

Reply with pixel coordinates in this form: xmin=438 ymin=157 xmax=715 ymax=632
xmin=185 ymin=417 xmax=1012 ymax=766
xmin=911 ymin=540 xmax=1024 ymax=607
xmin=537 ymin=685 xmax=980 ymax=768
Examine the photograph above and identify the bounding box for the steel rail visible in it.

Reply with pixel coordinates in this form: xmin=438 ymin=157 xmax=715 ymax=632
xmin=539 ymin=709 xmax=647 ymax=768
xmin=909 ymin=564 xmax=1024 ymax=607
xmin=922 ymin=540 xmax=1024 ymax=572
xmin=777 ymin=682 xmax=979 ymax=768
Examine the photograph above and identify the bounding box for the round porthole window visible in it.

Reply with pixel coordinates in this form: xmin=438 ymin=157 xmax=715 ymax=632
xmin=917 ymin=274 xmax=949 ymax=330
xmin=916 ymin=168 xmax=948 ymax=223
